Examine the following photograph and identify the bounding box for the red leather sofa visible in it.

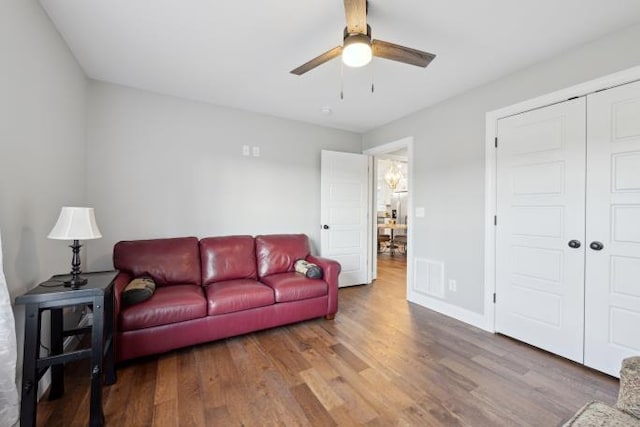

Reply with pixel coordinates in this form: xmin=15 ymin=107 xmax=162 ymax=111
xmin=112 ymin=234 xmax=340 ymax=362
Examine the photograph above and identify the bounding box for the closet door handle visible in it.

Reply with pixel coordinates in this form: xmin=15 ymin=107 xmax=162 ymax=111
xmin=589 ymin=241 xmax=604 ymax=251
xmin=322 ymin=224 xmax=330 ymax=230
xmin=568 ymin=240 xmax=581 ymax=249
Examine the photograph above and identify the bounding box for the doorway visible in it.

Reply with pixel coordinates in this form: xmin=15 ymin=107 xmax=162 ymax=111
xmin=375 ymin=156 xmax=408 ymax=266
xmin=364 ymin=137 xmax=413 ymax=294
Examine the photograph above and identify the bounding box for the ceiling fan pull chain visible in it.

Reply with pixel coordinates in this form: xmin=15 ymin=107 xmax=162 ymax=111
xmin=340 ymin=61 xmax=345 ymax=100
xmin=371 ymin=59 xmax=375 ymax=94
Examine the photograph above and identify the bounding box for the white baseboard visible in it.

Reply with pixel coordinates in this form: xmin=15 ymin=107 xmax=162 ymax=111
xmin=407 ymin=291 xmax=493 ymax=332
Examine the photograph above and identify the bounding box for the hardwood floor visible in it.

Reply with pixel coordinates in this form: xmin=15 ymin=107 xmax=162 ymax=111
xmin=37 ymin=254 xmax=618 ymax=426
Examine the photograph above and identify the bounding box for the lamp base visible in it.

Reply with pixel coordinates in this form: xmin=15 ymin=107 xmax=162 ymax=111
xmin=64 ymin=275 xmax=88 ymax=290
xmin=66 ymin=240 xmax=87 ymax=290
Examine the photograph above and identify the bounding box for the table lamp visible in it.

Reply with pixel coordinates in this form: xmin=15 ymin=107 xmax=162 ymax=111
xmin=48 ymin=207 xmax=102 ymax=289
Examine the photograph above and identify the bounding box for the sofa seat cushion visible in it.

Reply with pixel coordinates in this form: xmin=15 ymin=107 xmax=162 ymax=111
xmin=120 ymin=284 xmax=207 ymax=331
xmin=563 ymin=401 xmax=640 ymax=426
xmin=261 ymin=272 xmax=328 ymax=303
xmin=205 ymin=279 xmax=275 ymax=315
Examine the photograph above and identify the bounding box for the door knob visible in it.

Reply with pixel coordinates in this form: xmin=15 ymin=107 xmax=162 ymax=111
xmin=568 ymin=240 xmax=581 ymax=249
xmin=322 ymin=224 xmax=330 ymax=230
xmin=589 ymin=241 xmax=604 ymax=251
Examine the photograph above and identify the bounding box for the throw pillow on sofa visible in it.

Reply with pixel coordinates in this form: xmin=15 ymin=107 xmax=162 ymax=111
xmin=123 ymin=276 xmax=156 ymax=305
xmin=294 ymin=259 xmax=323 ymax=279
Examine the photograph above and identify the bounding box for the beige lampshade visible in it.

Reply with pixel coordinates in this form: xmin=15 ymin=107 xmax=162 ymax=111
xmin=48 ymin=207 xmax=102 ymax=240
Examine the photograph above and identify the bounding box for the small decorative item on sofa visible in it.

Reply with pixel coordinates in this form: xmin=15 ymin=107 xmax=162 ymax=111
xmin=294 ymin=259 xmax=323 ymax=279
xmin=122 ymin=276 xmax=156 ymax=305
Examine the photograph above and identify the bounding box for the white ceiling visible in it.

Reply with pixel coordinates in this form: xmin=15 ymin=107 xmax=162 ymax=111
xmin=39 ymin=0 xmax=640 ymax=133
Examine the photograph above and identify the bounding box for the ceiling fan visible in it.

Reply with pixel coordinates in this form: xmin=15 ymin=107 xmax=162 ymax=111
xmin=290 ymin=0 xmax=436 ymax=76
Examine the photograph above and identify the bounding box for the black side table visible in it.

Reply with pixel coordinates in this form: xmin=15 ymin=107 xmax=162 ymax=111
xmin=15 ymin=270 xmax=118 ymax=427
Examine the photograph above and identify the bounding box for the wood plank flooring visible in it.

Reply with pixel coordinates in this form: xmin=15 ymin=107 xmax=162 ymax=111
xmin=36 ymin=254 xmax=619 ymax=426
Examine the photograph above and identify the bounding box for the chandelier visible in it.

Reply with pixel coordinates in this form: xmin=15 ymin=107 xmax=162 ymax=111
xmin=384 ymin=162 xmax=404 ymax=190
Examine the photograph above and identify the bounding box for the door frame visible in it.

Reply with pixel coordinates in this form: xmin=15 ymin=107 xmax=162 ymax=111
xmin=364 ymin=137 xmax=414 ymax=293
xmin=484 ymin=65 xmax=640 ymax=332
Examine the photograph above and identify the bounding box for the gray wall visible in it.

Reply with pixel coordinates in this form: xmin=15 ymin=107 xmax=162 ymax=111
xmin=364 ymin=23 xmax=640 ymax=314
xmin=84 ymin=81 xmax=362 ymax=270
xmin=0 ymin=0 xmax=86 ymax=387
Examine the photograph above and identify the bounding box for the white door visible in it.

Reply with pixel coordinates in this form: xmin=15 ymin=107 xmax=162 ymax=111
xmin=495 ymin=98 xmax=586 ymax=363
xmin=584 ymin=80 xmax=640 ymax=376
xmin=320 ymin=150 xmax=369 ymax=287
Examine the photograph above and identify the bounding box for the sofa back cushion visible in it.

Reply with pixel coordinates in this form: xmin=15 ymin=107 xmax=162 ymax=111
xmin=255 ymin=234 xmax=310 ymax=278
xmin=200 ymin=235 xmax=257 ymax=285
xmin=113 ymin=237 xmax=201 ymax=286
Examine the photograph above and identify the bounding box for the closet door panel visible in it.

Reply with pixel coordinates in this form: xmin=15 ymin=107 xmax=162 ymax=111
xmin=496 ymin=98 xmax=586 ymax=363
xmin=585 ymin=79 xmax=640 ymax=377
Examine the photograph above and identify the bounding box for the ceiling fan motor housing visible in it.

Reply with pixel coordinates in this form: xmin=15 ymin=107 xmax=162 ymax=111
xmin=343 ymin=24 xmax=372 ymax=42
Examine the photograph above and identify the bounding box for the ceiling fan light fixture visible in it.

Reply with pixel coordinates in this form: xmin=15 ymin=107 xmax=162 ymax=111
xmin=342 ymin=33 xmax=372 ymax=68
xmin=290 ymin=4 xmax=435 ymax=75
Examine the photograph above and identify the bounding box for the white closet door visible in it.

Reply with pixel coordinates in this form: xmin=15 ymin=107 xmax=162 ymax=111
xmin=585 ymin=80 xmax=640 ymax=377
xmin=496 ymin=98 xmax=586 ymax=363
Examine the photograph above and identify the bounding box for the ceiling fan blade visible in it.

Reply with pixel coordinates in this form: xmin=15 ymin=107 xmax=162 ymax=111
xmin=344 ymin=0 xmax=367 ymax=34
xmin=372 ymin=39 xmax=436 ymax=68
xmin=290 ymin=46 xmax=343 ymax=75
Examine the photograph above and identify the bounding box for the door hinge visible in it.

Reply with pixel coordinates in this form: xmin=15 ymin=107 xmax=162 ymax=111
xmin=493 ymin=293 xmax=496 ymax=303
xmin=494 ymin=137 xmax=498 ymax=148
xmin=494 ymin=215 xmax=497 ymax=226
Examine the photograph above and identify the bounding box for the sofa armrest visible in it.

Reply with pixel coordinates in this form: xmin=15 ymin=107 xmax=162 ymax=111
xmin=617 ymin=356 xmax=640 ymax=419
xmin=307 ymin=255 xmax=341 ymax=316
xmin=113 ymin=271 xmax=132 ymax=327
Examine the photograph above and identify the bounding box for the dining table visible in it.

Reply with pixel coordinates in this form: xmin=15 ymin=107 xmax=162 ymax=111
xmin=377 ymin=223 xmax=408 ymax=255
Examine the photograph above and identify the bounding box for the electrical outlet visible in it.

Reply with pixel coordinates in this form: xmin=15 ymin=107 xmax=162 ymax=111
xmin=448 ymin=279 xmax=457 ymax=292
xmin=242 ymin=145 xmax=250 ymax=156
xmin=252 ymin=146 xmax=260 ymax=157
